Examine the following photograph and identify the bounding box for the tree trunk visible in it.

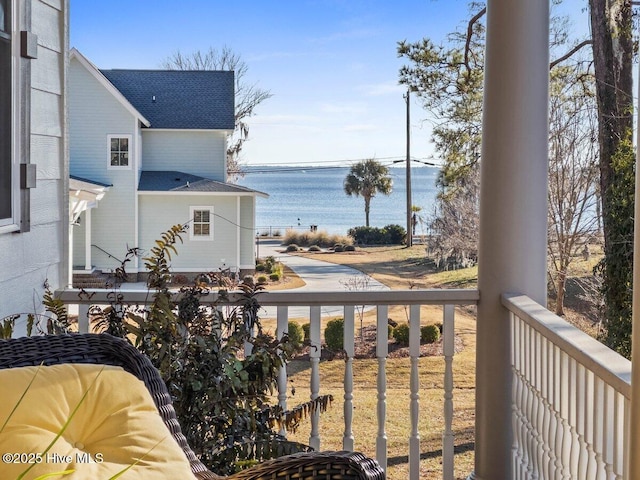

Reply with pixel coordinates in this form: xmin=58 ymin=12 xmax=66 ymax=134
xmin=555 ymin=271 xmax=566 ymax=316
xmin=589 ymin=0 xmax=635 ymax=356
xmin=364 ymin=197 xmax=371 ymax=227
xmin=589 ymin=0 xmax=633 ymax=240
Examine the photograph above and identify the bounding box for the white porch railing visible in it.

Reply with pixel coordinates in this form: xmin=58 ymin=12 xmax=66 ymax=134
xmin=504 ymin=293 xmax=632 ymax=480
xmin=58 ymin=288 xmax=632 ymax=479
xmin=58 ymin=288 xmax=479 ymax=479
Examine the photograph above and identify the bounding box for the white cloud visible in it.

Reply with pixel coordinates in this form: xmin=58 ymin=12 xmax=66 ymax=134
xmin=318 ymin=102 xmax=367 ymax=114
xmin=343 ymin=124 xmax=377 ymax=132
xmin=358 ymin=81 xmax=404 ymax=97
xmin=248 ymin=113 xmax=320 ymax=126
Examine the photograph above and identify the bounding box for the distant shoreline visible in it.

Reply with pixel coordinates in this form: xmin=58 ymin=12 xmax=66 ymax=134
xmin=238 ymin=165 xmax=440 ymax=236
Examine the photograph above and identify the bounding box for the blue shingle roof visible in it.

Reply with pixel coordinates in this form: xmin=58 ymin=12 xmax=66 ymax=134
xmin=70 ymin=175 xmax=112 ymax=188
xmin=139 ymin=171 xmax=267 ymax=196
xmin=100 ymin=70 xmax=235 ymax=130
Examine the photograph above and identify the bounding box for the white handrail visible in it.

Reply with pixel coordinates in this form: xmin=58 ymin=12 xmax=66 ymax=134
xmin=504 ymin=293 xmax=631 ymax=480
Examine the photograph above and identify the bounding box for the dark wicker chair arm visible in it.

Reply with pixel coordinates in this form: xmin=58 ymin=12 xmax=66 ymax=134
xmin=0 ymin=334 xmax=385 ymax=480
xmin=222 ymin=450 xmax=386 ymax=480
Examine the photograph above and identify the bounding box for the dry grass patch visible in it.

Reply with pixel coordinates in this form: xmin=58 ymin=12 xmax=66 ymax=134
xmin=262 ymin=265 xmax=306 ymax=291
xmin=280 ymin=349 xmax=476 ymax=480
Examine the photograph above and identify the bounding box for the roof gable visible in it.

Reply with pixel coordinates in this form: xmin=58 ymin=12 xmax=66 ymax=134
xmin=100 ymin=70 xmax=235 ymax=130
xmin=69 ymin=49 xmax=151 ymax=127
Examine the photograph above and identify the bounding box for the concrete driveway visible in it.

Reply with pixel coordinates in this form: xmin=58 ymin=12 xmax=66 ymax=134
xmin=257 ymin=239 xmax=388 ymax=318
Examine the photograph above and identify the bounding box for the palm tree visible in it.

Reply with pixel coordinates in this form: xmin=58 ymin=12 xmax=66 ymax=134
xmin=344 ymin=159 xmax=393 ymax=227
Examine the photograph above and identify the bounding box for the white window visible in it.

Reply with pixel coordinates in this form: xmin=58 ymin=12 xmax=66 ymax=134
xmin=0 ymin=0 xmax=18 ymax=230
xmin=107 ymin=135 xmax=131 ymax=169
xmin=190 ymin=206 xmax=214 ymax=241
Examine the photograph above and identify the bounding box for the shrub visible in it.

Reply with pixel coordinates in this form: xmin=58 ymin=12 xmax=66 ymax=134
xmin=302 ymin=323 xmax=311 ymax=341
xmin=256 ymin=275 xmax=268 ymax=284
xmin=324 ymin=318 xmax=344 ymax=351
xmin=333 ymin=244 xmax=344 ymax=253
xmin=344 ymin=245 xmax=356 ymax=252
xmin=383 ymin=224 xmax=407 ymax=245
xmin=421 ymin=324 xmax=441 ymax=344
xmin=392 ymin=323 xmax=411 ymax=346
xmin=307 ymin=245 xmax=322 ymax=252
xmin=288 ymin=321 xmax=304 ymax=349
xmin=269 ymin=272 xmax=281 ymax=281
xmin=263 ymin=256 xmax=276 ymax=272
xmin=285 ymin=244 xmax=299 ymax=252
xmin=347 ymin=225 xmax=406 ymax=245
xmin=255 ymin=263 xmax=266 ymax=272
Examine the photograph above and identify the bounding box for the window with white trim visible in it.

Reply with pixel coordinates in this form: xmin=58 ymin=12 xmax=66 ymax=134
xmin=0 ymin=0 xmax=36 ymax=233
xmin=190 ymin=206 xmax=214 ymax=241
xmin=0 ymin=0 xmax=14 ymax=226
xmin=107 ymin=135 xmax=131 ymax=168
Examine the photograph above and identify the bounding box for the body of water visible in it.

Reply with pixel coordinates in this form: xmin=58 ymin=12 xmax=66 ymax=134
xmin=237 ymin=165 xmax=440 ymax=235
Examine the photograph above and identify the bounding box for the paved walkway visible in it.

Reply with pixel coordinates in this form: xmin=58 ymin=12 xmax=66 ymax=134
xmin=258 ymin=240 xmax=388 ymax=318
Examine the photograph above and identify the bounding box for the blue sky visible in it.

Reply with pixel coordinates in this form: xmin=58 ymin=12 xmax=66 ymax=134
xmin=70 ymin=0 xmax=590 ymax=167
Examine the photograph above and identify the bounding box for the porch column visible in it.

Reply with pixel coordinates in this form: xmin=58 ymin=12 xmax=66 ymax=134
xmin=630 ymin=57 xmax=640 ymax=480
xmin=474 ymin=1 xmax=549 ymax=479
xmin=84 ymin=208 xmax=92 ymax=271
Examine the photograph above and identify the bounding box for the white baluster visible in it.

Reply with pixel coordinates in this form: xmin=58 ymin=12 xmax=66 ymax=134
xmin=623 ymin=398 xmax=630 ymax=479
xmin=568 ymin=358 xmax=581 ymax=479
xmin=559 ymin=351 xmax=572 ymax=480
xmin=576 ymin=363 xmax=589 ymax=479
xmin=524 ymin=323 xmax=535 ymax=479
xmin=309 ymin=306 xmax=321 ymax=450
xmin=585 ymin=370 xmax=596 ymax=479
xmin=442 ymin=304 xmax=455 ymax=480
xmin=409 ymin=304 xmax=420 ymax=480
xmin=376 ymin=305 xmax=388 ymax=472
xmin=593 ymin=377 xmax=606 ymax=479
xmin=343 ymin=305 xmax=355 ymax=451
xmin=603 ymin=385 xmax=614 ymax=479
xmin=552 ymin=346 xmax=564 ymax=478
xmin=276 ymin=305 xmax=288 ymax=437
xmin=512 ymin=314 xmax=524 ymax=480
xmin=612 ymin=393 xmax=625 ymax=479
xmin=530 ymin=328 xmax=541 ymax=480
xmin=541 ymin=337 xmax=553 ymax=480
xmin=78 ymin=304 xmax=90 ymax=333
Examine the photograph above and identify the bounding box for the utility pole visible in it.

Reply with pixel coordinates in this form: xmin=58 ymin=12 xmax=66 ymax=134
xmin=404 ymin=87 xmax=413 ymax=247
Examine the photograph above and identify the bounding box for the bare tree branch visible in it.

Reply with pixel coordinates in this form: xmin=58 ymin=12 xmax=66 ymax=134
xmin=464 ymin=7 xmax=486 ymax=73
xmin=550 ymin=40 xmax=593 ymax=69
xmin=162 ymin=46 xmax=272 ymax=180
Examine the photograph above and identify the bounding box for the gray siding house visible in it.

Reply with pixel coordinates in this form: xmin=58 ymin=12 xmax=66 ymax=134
xmin=69 ymin=49 xmax=265 ymax=280
xmin=0 ymin=0 xmax=69 ymax=330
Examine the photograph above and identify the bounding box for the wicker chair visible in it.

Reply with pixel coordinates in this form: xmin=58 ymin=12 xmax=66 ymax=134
xmin=0 ymin=333 xmax=385 ymax=480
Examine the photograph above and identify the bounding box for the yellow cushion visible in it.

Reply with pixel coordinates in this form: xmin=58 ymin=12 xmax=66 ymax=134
xmin=0 ymin=363 xmax=195 ymax=479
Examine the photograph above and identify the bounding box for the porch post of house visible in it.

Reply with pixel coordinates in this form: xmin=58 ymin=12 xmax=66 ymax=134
xmin=473 ymin=1 xmax=549 ymax=479
xmin=84 ymin=208 xmax=92 ymax=271
xmin=629 ymin=56 xmax=640 ymax=480
xmin=68 ymin=220 xmax=74 ymax=287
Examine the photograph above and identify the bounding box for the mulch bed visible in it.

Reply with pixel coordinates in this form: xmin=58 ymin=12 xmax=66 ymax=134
xmin=294 ymin=325 xmax=464 ymax=361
